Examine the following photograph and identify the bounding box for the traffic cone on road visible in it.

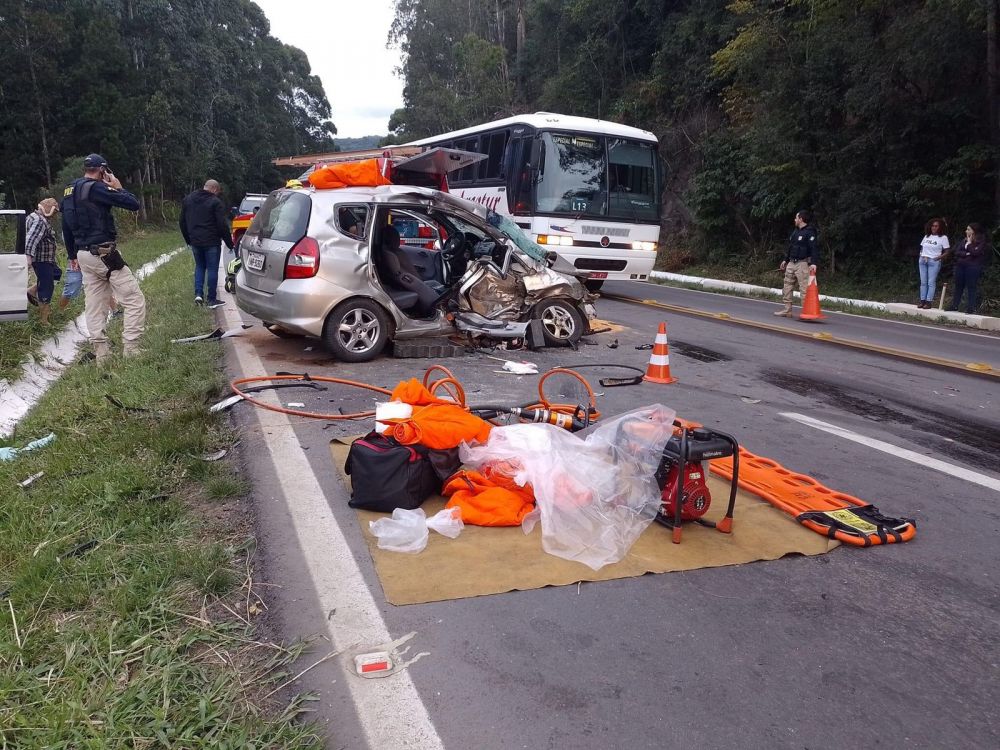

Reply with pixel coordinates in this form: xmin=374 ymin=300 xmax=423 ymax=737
xmin=643 ymin=322 xmax=678 ymax=384
xmin=798 ymin=269 xmax=826 ymax=322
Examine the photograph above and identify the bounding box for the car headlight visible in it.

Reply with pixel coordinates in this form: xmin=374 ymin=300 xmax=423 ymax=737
xmin=631 ymin=241 xmax=656 ymax=252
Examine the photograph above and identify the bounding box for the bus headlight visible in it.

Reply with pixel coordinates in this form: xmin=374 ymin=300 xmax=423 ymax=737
xmin=537 ymin=234 xmax=574 ymax=247
xmin=631 ymin=241 xmax=657 ymax=252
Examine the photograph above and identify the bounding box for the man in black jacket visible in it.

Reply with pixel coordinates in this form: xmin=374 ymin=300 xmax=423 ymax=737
xmin=180 ymin=179 xmax=234 ymax=307
xmin=775 ymin=210 xmax=819 ymax=318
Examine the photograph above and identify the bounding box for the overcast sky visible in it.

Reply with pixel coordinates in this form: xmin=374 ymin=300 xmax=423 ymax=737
xmin=252 ymin=0 xmax=404 ymax=138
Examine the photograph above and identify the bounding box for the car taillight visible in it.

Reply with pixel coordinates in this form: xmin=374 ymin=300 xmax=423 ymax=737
xmin=285 ymin=237 xmax=320 ymax=279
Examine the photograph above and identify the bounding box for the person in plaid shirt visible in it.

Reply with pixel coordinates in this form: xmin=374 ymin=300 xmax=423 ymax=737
xmin=25 ymin=197 xmax=61 ymax=325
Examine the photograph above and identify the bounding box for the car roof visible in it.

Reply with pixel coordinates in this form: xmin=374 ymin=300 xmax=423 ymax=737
xmin=289 ymin=184 xmax=489 ymax=219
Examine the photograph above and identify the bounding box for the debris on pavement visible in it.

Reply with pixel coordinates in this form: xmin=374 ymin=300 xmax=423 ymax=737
xmin=171 ymin=324 xmax=253 ymax=343
xmin=501 ymin=360 xmax=539 ymax=375
xmin=635 ymin=343 xmax=654 ymax=350
xmin=740 ymin=396 xmax=762 ymax=404
xmin=606 ymin=338 xmax=619 ymax=349
xmin=209 ymin=394 xmax=244 ymax=413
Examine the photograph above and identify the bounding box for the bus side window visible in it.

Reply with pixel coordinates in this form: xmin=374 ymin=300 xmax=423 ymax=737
xmin=481 ymin=130 xmax=509 ymax=181
xmin=457 ymin=137 xmax=479 ymax=182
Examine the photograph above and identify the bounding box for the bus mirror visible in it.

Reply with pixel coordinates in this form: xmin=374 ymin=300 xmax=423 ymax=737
xmin=529 ymin=138 xmax=543 ymax=170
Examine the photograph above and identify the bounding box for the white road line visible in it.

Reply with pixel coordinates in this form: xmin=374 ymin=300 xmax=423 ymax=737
xmin=217 ymin=300 xmax=444 ymax=750
xmin=780 ymin=412 xmax=1000 ymax=493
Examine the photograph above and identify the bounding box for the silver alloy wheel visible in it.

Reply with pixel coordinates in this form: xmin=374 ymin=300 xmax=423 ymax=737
xmin=337 ymin=308 xmax=381 ymax=353
xmin=540 ymin=302 xmax=577 ymax=340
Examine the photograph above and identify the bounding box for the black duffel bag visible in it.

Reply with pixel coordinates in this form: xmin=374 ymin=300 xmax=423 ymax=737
xmin=345 ymin=431 xmax=453 ymax=512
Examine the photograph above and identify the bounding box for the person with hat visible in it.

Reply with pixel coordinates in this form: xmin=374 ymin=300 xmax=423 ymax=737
xmin=24 ymin=197 xmax=62 ymax=325
xmin=61 ymin=154 xmax=145 ymax=361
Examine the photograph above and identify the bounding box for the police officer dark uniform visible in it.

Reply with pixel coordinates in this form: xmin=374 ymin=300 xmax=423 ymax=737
xmin=775 ymin=210 xmax=819 ymax=317
xmin=61 ymin=154 xmax=145 ymax=361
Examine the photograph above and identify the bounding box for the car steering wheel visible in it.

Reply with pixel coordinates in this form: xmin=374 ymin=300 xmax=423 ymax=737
xmin=442 ymin=235 xmax=465 ymax=260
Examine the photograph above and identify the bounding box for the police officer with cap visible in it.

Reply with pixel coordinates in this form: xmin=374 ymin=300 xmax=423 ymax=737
xmin=774 ymin=210 xmax=819 ymax=318
xmin=62 ymin=154 xmax=146 ymax=361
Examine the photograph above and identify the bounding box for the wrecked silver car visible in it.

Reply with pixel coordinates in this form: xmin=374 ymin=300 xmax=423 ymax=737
xmin=234 ymin=184 xmax=596 ymax=362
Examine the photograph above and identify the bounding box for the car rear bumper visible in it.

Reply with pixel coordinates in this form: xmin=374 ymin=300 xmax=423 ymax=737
xmin=234 ymin=272 xmax=338 ymax=337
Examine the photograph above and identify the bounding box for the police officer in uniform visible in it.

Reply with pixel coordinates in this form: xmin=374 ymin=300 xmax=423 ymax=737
xmin=775 ymin=210 xmax=819 ymax=318
xmin=61 ymin=154 xmax=145 ymax=361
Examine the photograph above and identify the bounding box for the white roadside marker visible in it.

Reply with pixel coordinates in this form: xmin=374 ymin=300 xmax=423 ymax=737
xmin=780 ymin=412 xmax=1000 ymax=493
xmin=216 ymin=301 xmax=444 ymax=750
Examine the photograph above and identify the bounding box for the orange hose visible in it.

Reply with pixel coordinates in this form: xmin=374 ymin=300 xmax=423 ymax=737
xmin=229 ymin=366 xmax=601 ymax=425
xmin=230 ymin=374 xmax=391 ymax=420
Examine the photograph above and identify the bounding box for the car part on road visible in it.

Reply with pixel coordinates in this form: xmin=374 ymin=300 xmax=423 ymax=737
xmin=653 ymin=424 xmax=739 ymax=544
xmin=393 ymin=337 xmax=465 ymax=358
xmin=558 ymin=364 xmax=646 ymax=388
xmin=708 ymin=446 xmax=917 ymax=546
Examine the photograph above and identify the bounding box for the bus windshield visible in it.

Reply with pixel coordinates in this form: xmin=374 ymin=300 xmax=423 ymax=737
xmin=534 ymin=132 xmax=658 ymax=222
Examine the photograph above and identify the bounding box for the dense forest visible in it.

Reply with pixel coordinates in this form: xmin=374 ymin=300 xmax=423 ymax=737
xmin=388 ymin=0 xmax=1000 ymax=286
xmin=0 ymin=0 xmax=334 ymax=217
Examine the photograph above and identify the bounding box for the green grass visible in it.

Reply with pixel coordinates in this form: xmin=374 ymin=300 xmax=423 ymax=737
xmin=0 ymin=230 xmax=184 ymax=383
xmin=0 ymin=231 xmax=322 ymax=748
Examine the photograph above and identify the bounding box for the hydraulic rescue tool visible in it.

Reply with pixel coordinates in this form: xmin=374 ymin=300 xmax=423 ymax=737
xmin=654 ymin=424 xmax=740 ymax=544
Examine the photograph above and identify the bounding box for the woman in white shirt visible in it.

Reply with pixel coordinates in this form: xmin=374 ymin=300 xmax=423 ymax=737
xmin=917 ymin=218 xmax=950 ymax=308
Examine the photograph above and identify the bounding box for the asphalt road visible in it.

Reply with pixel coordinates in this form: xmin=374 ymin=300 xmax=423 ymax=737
xmin=602 ymin=280 xmax=1000 ymax=372
xmin=219 ymin=287 xmax=999 ymax=750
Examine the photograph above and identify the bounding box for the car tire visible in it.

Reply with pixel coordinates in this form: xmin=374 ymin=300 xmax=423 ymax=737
xmin=531 ymin=298 xmax=584 ymax=347
xmin=322 ymin=299 xmax=392 ymax=362
xmin=584 ymin=280 xmax=604 ymax=292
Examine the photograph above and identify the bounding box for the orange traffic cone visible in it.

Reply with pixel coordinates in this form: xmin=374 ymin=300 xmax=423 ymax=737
xmin=799 ymin=269 xmax=826 ymax=321
xmin=643 ymin=322 xmax=678 ymax=384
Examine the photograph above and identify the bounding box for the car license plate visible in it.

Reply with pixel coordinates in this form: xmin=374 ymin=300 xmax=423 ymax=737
xmin=589 ymin=272 xmax=608 ymax=279
xmin=246 ymin=252 xmax=266 ymax=272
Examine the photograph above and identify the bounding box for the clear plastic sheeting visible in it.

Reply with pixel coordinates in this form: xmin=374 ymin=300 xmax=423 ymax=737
xmin=369 ymin=507 xmax=464 ymax=554
xmin=460 ymin=405 xmax=676 ymax=570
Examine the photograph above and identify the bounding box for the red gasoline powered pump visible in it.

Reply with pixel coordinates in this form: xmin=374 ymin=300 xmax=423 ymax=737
xmin=654 ymin=424 xmax=740 ymax=544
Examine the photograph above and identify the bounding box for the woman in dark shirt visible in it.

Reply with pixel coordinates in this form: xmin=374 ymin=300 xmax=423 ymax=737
xmin=947 ymin=223 xmax=990 ymax=314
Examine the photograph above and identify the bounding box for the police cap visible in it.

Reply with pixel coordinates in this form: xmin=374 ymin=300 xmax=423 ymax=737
xmin=83 ymin=154 xmax=109 ymax=169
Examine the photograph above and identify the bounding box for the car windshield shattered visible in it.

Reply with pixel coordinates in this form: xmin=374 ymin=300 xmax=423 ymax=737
xmin=486 ymin=210 xmax=546 ymax=262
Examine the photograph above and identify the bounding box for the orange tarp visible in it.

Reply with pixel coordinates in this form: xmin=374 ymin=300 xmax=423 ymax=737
xmin=443 ymin=469 xmax=535 ymax=527
xmin=308 ymin=158 xmax=391 ymax=190
xmin=390 ymin=379 xmax=455 ymax=407
xmin=384 ymin=404 xmax=492 ymax=450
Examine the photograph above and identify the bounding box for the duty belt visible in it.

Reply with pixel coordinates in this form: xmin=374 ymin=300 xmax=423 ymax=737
xmin=81 ymin=242 xmax=116 ymax=256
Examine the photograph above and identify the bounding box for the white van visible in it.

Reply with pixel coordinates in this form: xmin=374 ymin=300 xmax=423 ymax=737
xmin=0 ymin=210 xmax=27 ymax=322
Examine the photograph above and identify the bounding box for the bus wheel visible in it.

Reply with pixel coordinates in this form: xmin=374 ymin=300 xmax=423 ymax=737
xmin=584 ymin=280 xmax=604 ymax=292
xmin=532 ymin=299 xmax=584 ymax=347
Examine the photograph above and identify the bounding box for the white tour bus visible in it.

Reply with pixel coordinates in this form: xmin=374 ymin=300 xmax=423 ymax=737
xmin=408 ymin=112 xmax=663 ymax=290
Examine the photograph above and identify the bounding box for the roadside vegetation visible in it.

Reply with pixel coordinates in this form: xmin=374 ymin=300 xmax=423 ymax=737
xmin=0 ymin=229 xmax=184 ymax=383
xmin=0 ymin=234 xmax=322 ymax=748
xmin=388 ymin=1 xmax=1000 ymax=318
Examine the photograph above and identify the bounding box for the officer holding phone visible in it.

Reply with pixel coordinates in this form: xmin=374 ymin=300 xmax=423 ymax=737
xmin=61 ymin=154 xmax=146 ymax=362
